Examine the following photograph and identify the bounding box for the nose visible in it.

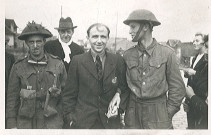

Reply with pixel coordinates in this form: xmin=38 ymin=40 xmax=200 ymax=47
xmin=34 ymin=42 xmax=37 ymax=48
xmin=97 ymin=37 xmax=102 ymax=44
xmin=129 ymin=28 xmax=132 ymax=34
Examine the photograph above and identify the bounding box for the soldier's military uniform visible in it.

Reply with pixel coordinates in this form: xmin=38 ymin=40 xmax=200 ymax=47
xmin=123 ymin=9 xmax=185 ymax=129
xmin=6 ymin=21 xmax=67 ymax=129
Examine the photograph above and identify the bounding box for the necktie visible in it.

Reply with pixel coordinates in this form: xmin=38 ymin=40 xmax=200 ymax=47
xmin=96 ymin=55 xmax=103 ymax=80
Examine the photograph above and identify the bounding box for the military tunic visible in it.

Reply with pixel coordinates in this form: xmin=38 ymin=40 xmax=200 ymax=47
xmin=6 ymin=53 xmax=67 ymax=129
xmin=123 ymin=39 xmax=185 ymax=129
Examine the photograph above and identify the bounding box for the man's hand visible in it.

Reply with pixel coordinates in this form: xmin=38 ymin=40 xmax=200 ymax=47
xmin=186 ymin=86 xmax=195 ymax=99
xmin=182 ymin=102 xmax=189 ymax=112
xmin=185 ymin=68 xmax=196 ymax=76
xmin=48 ymin=87 xmax=61 ymax=97
xmin=108 ymin=92 xmax=120 ymax=113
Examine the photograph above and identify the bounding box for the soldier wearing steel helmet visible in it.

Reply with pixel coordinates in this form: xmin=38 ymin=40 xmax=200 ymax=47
xmin=6 ymin=21 xmax=67 ymax=129
xmin=123 ymin=9 xmax=186 ymax=129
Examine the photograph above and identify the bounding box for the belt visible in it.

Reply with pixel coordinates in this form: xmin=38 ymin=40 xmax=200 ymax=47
xmin=131 ymin=92 xmax=167 ymax=104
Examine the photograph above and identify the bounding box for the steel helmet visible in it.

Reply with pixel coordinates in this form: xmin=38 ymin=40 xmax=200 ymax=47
xmin=123 ymin=9 xmax=161 ymax=26
xmin=18 ymin=21 xmax=52 ymax=40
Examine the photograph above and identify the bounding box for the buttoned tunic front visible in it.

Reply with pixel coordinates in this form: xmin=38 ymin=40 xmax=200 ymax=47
xmin=123 ymin=39 xmax=185 ymax=129
xmin=6 ymin=53 xmax=67 ymax=129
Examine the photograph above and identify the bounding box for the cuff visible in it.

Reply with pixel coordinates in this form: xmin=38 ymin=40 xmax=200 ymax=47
xmin=167 ymin=105 xmax=179 ymax=120
xmin=7 ymin=117 xmax=17 ymax=129
xmin=116 ymin=88 xmax=121 ymax=95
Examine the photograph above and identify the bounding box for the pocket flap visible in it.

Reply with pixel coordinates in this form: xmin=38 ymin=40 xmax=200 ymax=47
xmin=127 ymin=61 xmax=138 ymax=69
xmin=20 ymin=89 xmax=36 ymax=99
xmin=149 ymin=58 xmax=167 ymax=68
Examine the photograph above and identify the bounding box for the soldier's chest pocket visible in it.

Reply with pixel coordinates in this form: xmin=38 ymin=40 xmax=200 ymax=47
xmin=149 ymin=58 xmax=167 ymax=72
xmin=126 ymin=60 xmax=139 ymax=81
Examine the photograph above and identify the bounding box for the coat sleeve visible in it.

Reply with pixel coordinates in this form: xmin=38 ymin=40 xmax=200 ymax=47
xmin=116 ymin=55 xmax=130 ymax=112
xmin=166 ymin=51 xmax=186 ymax=119
xmin=62 ymin=56 xmax=79 ymax=121
xmin=6 ymin=64 xmax=21 ymax=128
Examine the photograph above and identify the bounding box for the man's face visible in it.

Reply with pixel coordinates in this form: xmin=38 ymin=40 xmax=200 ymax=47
xmin=26 ymin=35 xmax=45 ymax=57
xmin=58 ymin=29 xmax=73 ymax=43
xmin=193 ymin=35 xmax=204 ymax=50
xmin=87 ymin=26 xmax=109 ymax=53
xmin=128 ymin=22 xmax=146 ymax=42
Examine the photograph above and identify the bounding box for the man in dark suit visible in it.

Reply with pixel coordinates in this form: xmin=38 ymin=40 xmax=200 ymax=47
xmin=183 ymin=33 xmax=208 ymax=129
xmin=44 ymin=17 xmax=84 ymax=71
xmin=62 ymin=23 xmax=129 ymax=129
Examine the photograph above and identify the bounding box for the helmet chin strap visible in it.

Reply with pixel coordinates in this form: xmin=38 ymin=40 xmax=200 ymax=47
xmin=132 ymin=23 xmax=144 ymax=42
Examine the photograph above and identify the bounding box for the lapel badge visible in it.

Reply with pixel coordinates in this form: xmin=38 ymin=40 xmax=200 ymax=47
xmin=112 ymin=77 xmax=117 ymax=84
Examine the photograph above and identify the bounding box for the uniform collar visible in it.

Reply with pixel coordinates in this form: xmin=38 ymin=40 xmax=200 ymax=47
xmin=27 ymin=53 xmax=48 ymax=65
xmin=136 ymin=38 xmax=157 ymax=56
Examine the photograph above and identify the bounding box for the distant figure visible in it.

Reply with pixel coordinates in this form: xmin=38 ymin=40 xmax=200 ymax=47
xmin=5 ymin=35 xmax=15 ymax=128
xmin=6 ymin=21 xmax=67 ymax=129
xmin=45 ymin=17 xmax=84 ymax=72
xmin=123 ymin=9 xmax=185 ymax=129
xmin=183 ymin=33 xmax=208 ymax=129
xmin=62 ymin=23 xmax=129 ymax=129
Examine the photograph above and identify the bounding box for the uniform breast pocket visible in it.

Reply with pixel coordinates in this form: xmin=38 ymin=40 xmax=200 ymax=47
xmin=126 ymin=60 xmax=139 ymax=81
xmin=149 ymin=58 xmax=167 ymax=74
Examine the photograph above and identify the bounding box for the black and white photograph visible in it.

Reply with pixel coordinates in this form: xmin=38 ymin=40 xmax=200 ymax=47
xmin=1 ymin=0 xmax=210 ymax=134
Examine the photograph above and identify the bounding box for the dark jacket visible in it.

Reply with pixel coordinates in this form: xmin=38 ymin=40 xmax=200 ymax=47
xmin=5 ymin=52 xmax=15 ymax=99
xmin=6 ymin=53 xmax=67 ymax=129
xmin=62 ymin=51 xmax=129 ymax=129
xmin=185 ymin=54 xmax=208 ymax=129
xmin=44 ymin=39 xmax=84 ymax=72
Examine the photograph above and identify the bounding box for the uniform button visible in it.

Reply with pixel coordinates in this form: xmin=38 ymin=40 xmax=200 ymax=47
xmin=132 ymin=88 xmax=135 ymax=91
xmin=143 ymin=72 xmax=145 ymax=75
xmin=142 ymin=82 xmax=145 ymax=85
xmin=143 ymin=54 xmax=146 ymax=57
xmin=157 ymin=65 xmax=160 ymax=68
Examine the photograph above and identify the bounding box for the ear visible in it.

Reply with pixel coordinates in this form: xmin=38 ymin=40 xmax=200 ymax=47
xmin=143 ymin=24 xmax=149 ymax=31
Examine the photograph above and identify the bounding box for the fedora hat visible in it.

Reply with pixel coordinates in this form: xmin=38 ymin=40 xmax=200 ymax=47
xmin=55 ymin=17 xmax=77 ymax=30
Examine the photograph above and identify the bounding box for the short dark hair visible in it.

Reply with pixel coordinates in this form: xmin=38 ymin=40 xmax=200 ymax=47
xmin=195 ymin=32 xmax=206 ymax=42
xmin=87 ymin=23 xmax=110 ymax=38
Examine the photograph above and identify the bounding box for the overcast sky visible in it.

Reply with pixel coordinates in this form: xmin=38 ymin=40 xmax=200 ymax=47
xmin=5 ymin=0 xmax=210 ymax=42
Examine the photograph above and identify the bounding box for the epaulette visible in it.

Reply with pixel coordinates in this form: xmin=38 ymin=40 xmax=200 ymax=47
xmin=158 ymin=43 xmax=174 ymax=51
xmin=124 ymin=45 xmax=136 ymax=53
xmin=14 ymin=55 xmax=27 ymax=64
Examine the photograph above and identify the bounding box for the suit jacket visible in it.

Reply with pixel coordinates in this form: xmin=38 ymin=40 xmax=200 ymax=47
xmin=62 ymin=51 xmax=129 ymax=129
xmin=186 ymin=54 xmax=208 ymax=129
xmin=44 ymin=39 xmax=84 ymax=71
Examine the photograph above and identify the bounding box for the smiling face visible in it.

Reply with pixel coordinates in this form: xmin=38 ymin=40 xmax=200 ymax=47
xmin=26 ymin=35 xmax=45 ymax=58
xmin=87 ymin=25 xmax=109 ymax=54
xmin=58 ymin=29 xmax=74 ymax=43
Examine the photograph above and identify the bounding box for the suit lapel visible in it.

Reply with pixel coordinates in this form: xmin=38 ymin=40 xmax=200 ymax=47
xmin=194 ymin=54 xmax=205 ymax=70
xmin=103 ymin=52 xmax=116 ymax=81
xmin=83 ymin=51 xmax=98 ymax=79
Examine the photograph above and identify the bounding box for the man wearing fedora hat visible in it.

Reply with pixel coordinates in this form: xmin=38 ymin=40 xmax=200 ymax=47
xmin=45 ymin=17 xmax=84 ymax=72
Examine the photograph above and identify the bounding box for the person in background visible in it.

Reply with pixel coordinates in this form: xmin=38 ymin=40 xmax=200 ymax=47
xmin=123 ymin=9 xmax=186 ymax=129
xmin=5 ymin=35 xmax=15 ymax=128
xmin=62 ymin=23 xmax=129 ymax=129
xmin=183 ymin=33 xmax=208 ymax=129
xmin=44 ymin=17 xmax=84 ymax=72
xmin=6 ymin=21 xmax=67 ymax=129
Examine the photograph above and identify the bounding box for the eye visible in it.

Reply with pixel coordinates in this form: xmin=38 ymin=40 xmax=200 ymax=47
xmin=36 ymin=40 xmax=43 ymax=44
xmin=92 ymin=35 xmax=98 ymax=38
